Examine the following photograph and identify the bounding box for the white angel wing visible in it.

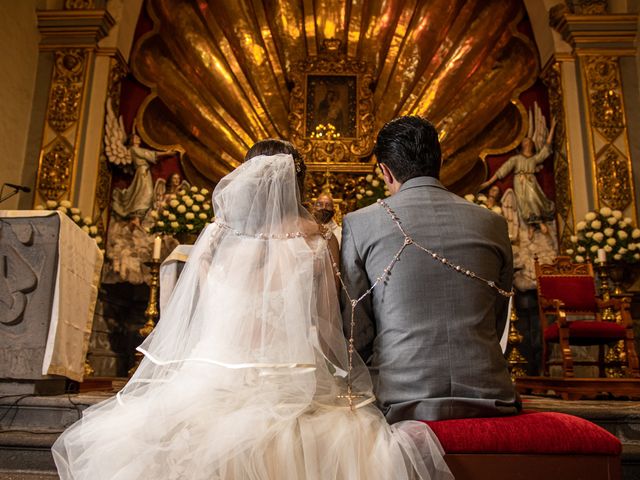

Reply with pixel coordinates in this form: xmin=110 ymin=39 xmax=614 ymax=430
xmin=530 ymin=101 xmax=548 ymax=153
xmin=104 ymin=98 xmax=132 ymax=166
xmin=178 ymin=180 xmax=191 ymax=192
xmin=501 ymin=188 xmax=519 ymax=243
xmin=153 ymin=178 xmax=167 ymax=210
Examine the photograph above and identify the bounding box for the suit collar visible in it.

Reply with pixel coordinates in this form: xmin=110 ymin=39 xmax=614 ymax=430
xmin=398 ymin=176 xmax=446 ymax=192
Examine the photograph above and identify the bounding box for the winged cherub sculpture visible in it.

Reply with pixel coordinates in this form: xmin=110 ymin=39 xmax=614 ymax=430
xmin=105 ymin=99 xmax=177 ymax=225
xmin=481 ymin=102 xmax=557 ymax=240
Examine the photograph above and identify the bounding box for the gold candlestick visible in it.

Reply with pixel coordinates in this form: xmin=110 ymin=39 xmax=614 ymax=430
xmin=597 ymin=260 xmax=626 ymax=377
xmin=506 ymin=307 xmax=527 ymax=381
xmin=140 ymin=260 xmax=161 ymax=337
xmin=128 ymin=259 xmax=161 ymax=376
xmin=596 ymin=261 xmax=616 ymax=321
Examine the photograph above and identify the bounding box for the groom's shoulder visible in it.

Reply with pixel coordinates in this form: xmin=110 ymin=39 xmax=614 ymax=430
xmin=343 ymin=201 xmax=386 ymax=227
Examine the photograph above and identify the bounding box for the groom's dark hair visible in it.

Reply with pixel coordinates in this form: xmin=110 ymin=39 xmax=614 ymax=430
xmin=373 ymin=116 xmax=441 ymax=182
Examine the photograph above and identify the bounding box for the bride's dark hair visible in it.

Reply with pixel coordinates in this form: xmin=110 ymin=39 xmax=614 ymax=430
xmin=245 ymin=139 xmax=306 ymax=195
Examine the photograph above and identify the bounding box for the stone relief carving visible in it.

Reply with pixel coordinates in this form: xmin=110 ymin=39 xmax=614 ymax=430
xmin=0 ymin=222 xmax=39 ymax=326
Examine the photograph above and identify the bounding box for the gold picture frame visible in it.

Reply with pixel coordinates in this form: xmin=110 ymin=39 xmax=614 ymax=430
xmin=289 ymin=41 xmax=375 ymax=172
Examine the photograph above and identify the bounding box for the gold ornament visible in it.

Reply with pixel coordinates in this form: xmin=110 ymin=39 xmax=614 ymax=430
xmin=597 ymin=146 xmax=632 ymax=211
xmin=129 ymin=260 xmax=161 ymax=376
xmin=506 ymin=307 xmax=528 ymax=381
xmin=566 ymin=0 xmax=608 ymax=14
xmin=38 ymin=139 xmax=73 ymax=201
xmin=541 ymin=61 xmax=574 ymax=252
xmin=47 ymin=50 xmax=87 ymax=133
xmin=64 ymin=0 xmax=95 ymax=9
xmin=131 ymin=0 xmax=537 ymax=194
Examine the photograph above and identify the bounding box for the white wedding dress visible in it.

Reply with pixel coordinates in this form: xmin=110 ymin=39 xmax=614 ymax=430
xmin=52 ymin=154 xmax=452 ymax=480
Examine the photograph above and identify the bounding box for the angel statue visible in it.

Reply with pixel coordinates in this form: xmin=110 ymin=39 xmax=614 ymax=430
xmin=101 ymin=100 xmax=177 ymax=285
xmin=480 ymin=102 xmax=557 ymax=240
xmin=480 ymin=103 xmax=559 ymax=292
xmin=105 ymin=100 xmax=177 ymax=225
xmin=153 ymin=172 xmax=190 ymax=210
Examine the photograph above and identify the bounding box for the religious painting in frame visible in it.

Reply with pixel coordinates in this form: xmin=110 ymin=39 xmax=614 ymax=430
xmin=288 ymin=43 xmax=375 ymax=169
xmin=305 ymin=74 xmax=357 ymax=139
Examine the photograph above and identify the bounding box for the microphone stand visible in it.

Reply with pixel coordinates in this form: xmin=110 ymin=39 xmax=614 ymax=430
xmin=0 ymin=185 xmax=20 ymax=205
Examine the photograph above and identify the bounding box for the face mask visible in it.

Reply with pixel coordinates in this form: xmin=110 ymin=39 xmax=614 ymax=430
xmin=315 ymin=209 xmax=334 ymax=224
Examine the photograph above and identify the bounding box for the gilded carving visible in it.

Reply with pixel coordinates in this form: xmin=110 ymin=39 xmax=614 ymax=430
xmin=107 ymin=57 xmax=127 ymax=114
xmin=597 ymin=146 xmax=632 ymax=211
xmin=54 ymin=49 xmax=87 ymax=84
xmin=584 ymin=57 xmax=624 ymax=142
xmin=566 ymin=0 xmax=607 ymax=14
xmin=38 ymin=139 xmax=73 ymax=200
xmin=64 ymin=0 xmax=95 ymax=9
xmin=47 ymin=50 xmax=87 ymax=133
xmin=289 ymin=41 xmax=375 ymax=167
xmin=305 ymin=171 xmax=360 ymax=212
xmin=93 ymin=57 xmax=126 ymax=220
xmin=541 ymin=61 xmax=574 ymax=251
xmin=95 ymin=154 xmax=111 ymax=211
xmin=132 ymin=0 xmax=536 ymax=192
xmin=582 ymin=55 xmax=634 ymax=216
xmin=538 ymin=257 xmax=592 ymax=276
xmin=48 ymin=83 xmax=82 ymax=133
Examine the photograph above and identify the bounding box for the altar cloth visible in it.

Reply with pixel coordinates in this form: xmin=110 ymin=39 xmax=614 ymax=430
xmin=0 ymin=210 xmax=103 ymax=382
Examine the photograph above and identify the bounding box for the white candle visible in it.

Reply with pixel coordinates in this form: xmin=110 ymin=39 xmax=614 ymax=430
xmin=153 ymin=236 xmax=162 ymax=260
xmin=597 ymin=248 xmax=607 ymax=264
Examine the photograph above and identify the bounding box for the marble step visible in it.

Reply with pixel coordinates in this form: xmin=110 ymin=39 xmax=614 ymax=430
xmin=0 ymin=429 xmax=60 ymax=474
xmin=523 ymin=396 xmax=640 ymax=445
xmin=0 ymin=394 xmax=108 ymax=478
xmin=0 ymin=471 xmax=58 ymax=480
xmin=0 ymin=393 xmax=109 ymax=431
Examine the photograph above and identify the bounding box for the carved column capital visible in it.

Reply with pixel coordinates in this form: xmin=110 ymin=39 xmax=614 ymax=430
xmin=550 ymin=6 xmax=637 ymax=54
xmin=37 ymin=8 xmax=115 ymax=50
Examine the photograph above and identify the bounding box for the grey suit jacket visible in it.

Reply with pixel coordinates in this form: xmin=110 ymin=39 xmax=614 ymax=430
xmin=340 ymin=176 xmax=520 ymax=422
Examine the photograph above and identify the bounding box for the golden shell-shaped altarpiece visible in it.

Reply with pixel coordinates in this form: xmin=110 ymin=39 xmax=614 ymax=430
xmin=130 ymin=0 xmax=539 ymax=211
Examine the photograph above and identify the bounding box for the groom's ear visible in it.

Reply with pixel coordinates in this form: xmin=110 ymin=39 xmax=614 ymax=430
xmin=379 ymin=163 xmax=395 ymax=186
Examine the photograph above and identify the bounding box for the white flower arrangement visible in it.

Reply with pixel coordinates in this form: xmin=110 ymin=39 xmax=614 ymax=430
xmin=35 ymin=200 xmax=103 ymax=246
xmin=463 ymin=193 xmax=502 ymax=215
xmin=355 ymin=166 xmax=390 ymax=208
xmin=567 ymin=207 xmax=640 ymax=264
xmin=150 ymin=186 xmax=213 ymax=235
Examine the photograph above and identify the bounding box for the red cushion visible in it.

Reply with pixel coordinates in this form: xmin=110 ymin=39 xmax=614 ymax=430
xmin=538 ymin=276 xmax=598 ymax=311
xmin=422 ymin=411 xmax=621 ymax=455
xmin=544 ymin=321 xmax=626 ymax=344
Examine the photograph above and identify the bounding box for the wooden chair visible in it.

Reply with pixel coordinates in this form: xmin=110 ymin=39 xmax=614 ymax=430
xmin=534 ymin=256 xmax=639 ymax=378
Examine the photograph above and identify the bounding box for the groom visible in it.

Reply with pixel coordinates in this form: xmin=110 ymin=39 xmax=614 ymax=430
xmin=341 ymin=116 xmax=520 ymax=422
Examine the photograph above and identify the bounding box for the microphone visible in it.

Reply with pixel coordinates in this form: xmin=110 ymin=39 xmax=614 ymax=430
xmin=4 ymin=183 xmax=31 ymax=193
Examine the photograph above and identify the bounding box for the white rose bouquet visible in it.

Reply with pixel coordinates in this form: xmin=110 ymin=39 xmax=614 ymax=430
xmin=355 ymin=166 xmax=390 ymax=208
xmin=35 ymin=200 xmax=103 ymax=247
xmin=150 ymin=186 xmax=213 ymax=235
xmin=567 ymin=207 xmax=640 ymax=264
xmin=463 ymin=193 xmax=502 ymax=215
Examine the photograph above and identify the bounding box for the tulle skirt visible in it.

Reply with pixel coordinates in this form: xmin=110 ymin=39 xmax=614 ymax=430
xmin=52 ymin=360 xmax=450 ymax=480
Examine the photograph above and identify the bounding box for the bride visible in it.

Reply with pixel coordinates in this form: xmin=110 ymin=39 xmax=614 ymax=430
xmin=52 ymin=140 xmax=452 ymax=480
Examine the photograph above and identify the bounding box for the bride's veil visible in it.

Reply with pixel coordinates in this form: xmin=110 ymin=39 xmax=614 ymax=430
xmin=121 ymin=152 xmax=372 ymax=406
xmin=53 ymin=152 xmax=451 ymax=480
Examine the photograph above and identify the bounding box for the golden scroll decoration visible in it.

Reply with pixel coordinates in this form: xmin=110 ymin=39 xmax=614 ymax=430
xmin=36 ymin=49 xmax=89 ymax=204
